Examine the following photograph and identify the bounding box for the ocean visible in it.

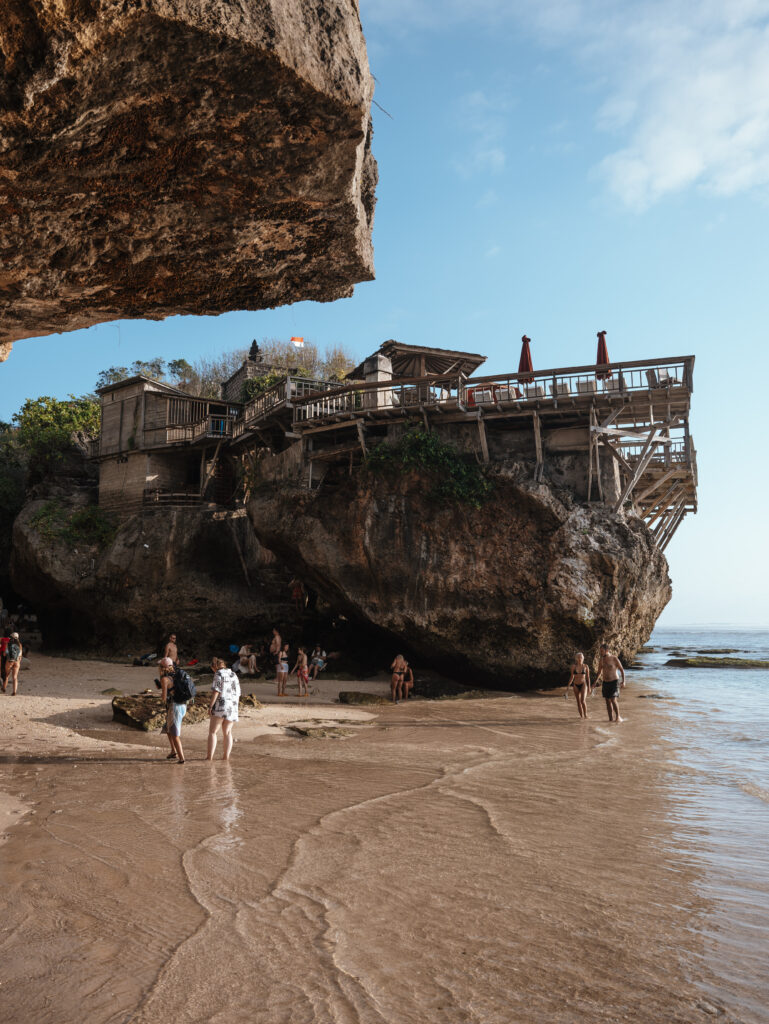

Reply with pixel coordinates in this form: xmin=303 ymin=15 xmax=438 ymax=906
xmin=639 ymin=627 xmax=769 ymax=1022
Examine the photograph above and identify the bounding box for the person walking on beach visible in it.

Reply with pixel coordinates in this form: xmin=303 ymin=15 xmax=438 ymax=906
xmin=565 ymin=652 xmax=590 ymax=718
xmin=207 ymin=657 xmax=241 ymax=761
xmin=292 ymin=646 xmax=310 ymax=697
xmin=163 ymin=633 xmax=178 ymax=666
xmin=3 ymin=632 xmax=22 ymax=695
xmin=390 ymin=654 xmax=413 ymax=703
xmin=595 ymin=643 xmax=626 ymax=722
xmin=0 ymin=631 xmax=9 ymax=687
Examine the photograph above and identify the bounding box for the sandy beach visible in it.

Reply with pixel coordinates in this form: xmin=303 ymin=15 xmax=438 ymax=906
xmin=0 ymin=655 xmax=754 ymax=1024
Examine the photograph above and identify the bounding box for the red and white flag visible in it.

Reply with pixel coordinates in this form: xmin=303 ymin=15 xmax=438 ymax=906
xmin=291 ymin=336 xmax=304 ymax=348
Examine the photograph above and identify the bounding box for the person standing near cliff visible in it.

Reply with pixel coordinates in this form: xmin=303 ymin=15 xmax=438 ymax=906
xmin=158 ymin=656 xmax=188 ymax=763
xmin=269 ymin=626 xmax=281 ymax=673
xmin=3 ymin=632 xmax=22 ymax=695
xmin=595 ymin=643 xmax=626 ymax=723
xmin=163 ymin=633 xmax=178 ymax=666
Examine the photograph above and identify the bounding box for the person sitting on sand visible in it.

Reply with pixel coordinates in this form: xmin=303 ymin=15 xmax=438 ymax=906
xmin=238 ymin=643 xmax=257 ymax=676
xmin=292 ymin=647 xmax=310 ymax=697
xmin=3 ymin=632 xmax=22 ymax=695
xmin=309 ymin=645 xmax=327 ymax=680
xmin=207 ymin=657 xmax=241 ymax=761
xmin=158 ymin=657 xmax=186 ymax=763
xmin=390 ymin=654 xmax=413 ymax=703
xmin=595 ymin=643 xmax=626 ymax=723
xmin=565 ymin=652 xmax=590 ymax=719
xmin=276 ymin=642 xmax=290 ymax=697
xmin=163 ymin=633 xmax=178 ymax=666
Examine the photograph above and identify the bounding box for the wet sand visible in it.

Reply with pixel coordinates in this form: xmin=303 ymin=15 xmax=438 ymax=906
xmin=0 ymin=656 xmax=749 ymax=1023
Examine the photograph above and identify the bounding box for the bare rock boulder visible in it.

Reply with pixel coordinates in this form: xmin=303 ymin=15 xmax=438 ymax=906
xmin=0 ymin=0 xmax=376 ymax=351
xmin=247 ymin=469 xmax=672 ymax=688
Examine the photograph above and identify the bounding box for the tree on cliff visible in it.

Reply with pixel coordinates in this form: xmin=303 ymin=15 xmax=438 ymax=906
xmin=94 ymin=341 xmax=357 ymax=397
xmin=10 ymin=396 xmax=100 ymax=482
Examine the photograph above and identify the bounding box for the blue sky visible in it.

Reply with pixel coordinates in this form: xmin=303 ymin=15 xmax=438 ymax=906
xmin=2 ymin=1 xmax=768 ymax=625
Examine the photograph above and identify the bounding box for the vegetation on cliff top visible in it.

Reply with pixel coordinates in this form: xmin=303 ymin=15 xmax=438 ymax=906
xmin=31 ymin=500 xmax=117 ymax=549
xmin=365 ymin=429 xmax=492 ymax=509
xmin=95 ymin=339 xmax=356 ymax=399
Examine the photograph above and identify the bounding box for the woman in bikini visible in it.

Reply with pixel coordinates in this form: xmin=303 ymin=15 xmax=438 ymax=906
xmin=565 ymin=652 xmax=590 ymax=719
xmin=276 ymin=642 xmax=290 ymax=696
xmin=390 ymin=654 xmax=411 ymax=703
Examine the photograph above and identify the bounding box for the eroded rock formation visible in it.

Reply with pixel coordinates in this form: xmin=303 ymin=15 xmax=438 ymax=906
xmin=247 ymin=468 xmax=672 ymax=686
xmin=11 ymin=500 xmax=293 ymax=650
xmin=0 ymin=0 xmax=376 ymax=353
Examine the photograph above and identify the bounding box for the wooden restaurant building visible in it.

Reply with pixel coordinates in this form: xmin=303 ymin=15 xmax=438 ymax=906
xmin=90 ymin=339 xmax=697 ymax=551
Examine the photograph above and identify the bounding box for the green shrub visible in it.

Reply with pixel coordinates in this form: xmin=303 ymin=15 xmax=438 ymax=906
xmin=365 ymin=429 xmax=492 ymax=509
xmin=241 ymin=373 xmax=285 ymax=402
xmin=31 ymin=500 xmax=116 ymax=548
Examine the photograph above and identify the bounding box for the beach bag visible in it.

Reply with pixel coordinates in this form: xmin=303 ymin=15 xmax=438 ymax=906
xmin=172 ymin=668 xmax=196 ymax=704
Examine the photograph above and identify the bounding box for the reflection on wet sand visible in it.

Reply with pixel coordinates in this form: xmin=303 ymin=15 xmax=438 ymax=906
xmin=0 ymin=693 xmax=750 ymax=1024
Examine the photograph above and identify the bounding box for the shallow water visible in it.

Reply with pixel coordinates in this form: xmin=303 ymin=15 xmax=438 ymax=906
xmin=2 ymin=675 xmax=762 ymax=1024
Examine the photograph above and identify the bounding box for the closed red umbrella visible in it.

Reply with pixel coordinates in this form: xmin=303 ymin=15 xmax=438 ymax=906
xmin=596 ymin=330 xmax=611 ymax=379
xmin=518 ymin=335 xmax=533 ymax=381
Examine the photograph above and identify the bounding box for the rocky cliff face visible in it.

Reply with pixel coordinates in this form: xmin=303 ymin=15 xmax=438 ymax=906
xmin=247 ymin=468 xmax=672 ymax=686
xmin=11 ymin=501 xmax=292 ymax=652
xmin=0 ymin=0 xmax=376 ymax=353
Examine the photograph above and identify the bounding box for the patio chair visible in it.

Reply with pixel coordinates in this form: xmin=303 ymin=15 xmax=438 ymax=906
xmin=525 ymin=383 xmax=546 ymax=399
xmin=550 ymin=381 xmax=569 ymax=398
xmin=604 ymin=375 xmax=623 ymax=393
xmin=576 ymin=379 xmax=597 ymax=394
xmin=645 ymin=369 xmax=659 ymax=388
xmin=657 ymin=368 xmax=680 ymax=386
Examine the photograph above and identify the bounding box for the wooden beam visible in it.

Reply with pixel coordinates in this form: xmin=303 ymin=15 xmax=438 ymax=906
xmin=587 ymin=408 xmax=594 ymax=502
xmin=477 ymin=415 xmax=490 ymax=464
xmin=356 ymin=421 xmax=368 ymax=456
xmin=644 ymin=484 xmax=684 ymax=529
xmin=660 ymin=507 xmax=687 ymax=552
xmin=200 ymin=438 xmax=224 ymax=497
xmin=599 ymin=404 xmax=625 ymax=429
xmin=299 ymin=417 xmax=364 ymax=436
xmin=635 ymin=466 xmax=681 ymax=505
xmin=601 ymin=441 xmax=633 ymax=476
xmin=533 ymin=411 xmax=544 ymax=482
xmin=613 ymin=427 xmax=662 ymax=511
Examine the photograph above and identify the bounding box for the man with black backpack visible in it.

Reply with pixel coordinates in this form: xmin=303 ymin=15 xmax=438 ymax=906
xmin=158 ymin=657 xmax=196 ymax=763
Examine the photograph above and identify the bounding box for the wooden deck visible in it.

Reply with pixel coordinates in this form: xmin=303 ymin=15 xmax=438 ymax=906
xmin=90 ymin=356 xmax=697 ymax=549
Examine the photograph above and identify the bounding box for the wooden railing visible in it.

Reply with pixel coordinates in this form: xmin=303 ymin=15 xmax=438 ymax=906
xmin=232 ymin=375 xmax=345 ymax=437
xmin=291 ymin=356 xmax=695 ymax=425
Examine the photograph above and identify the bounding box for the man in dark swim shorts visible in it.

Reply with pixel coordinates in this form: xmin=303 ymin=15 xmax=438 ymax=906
xmin=596 ymin=643 xmax=626 ymax=723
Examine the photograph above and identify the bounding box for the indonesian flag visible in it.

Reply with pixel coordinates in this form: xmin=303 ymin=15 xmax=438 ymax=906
xmin=291 ymin=336 xmax=304 ymax=348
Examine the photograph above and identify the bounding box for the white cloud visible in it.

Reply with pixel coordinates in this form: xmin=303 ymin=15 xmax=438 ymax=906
xmin=362 ymin=0 xmax=769 ymax=208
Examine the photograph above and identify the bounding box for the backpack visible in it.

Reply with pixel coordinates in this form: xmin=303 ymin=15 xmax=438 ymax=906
xmin=8 ymin=641 xmax=21 ymax=661
xmin=171 ymin=668 xmax=196 ymax=704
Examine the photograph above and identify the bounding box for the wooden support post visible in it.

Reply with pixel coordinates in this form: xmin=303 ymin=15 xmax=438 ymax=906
xmin=356 ymin=421 xmax=368 ymax=456
xmin=532 ymin=411 xmax=544 ymax=482
xmin=200 ymin=438 xmax=224 ymax=497
xmin=644 ymin=484 xmax=684 ymax=529
xmin=660 ymin=507 xmax=687 ymax=552
xmin=477 ymin=415 xmax=490 ymax=464
xmin=613 ymin=426 xmax=662 ymax=512
xmin=593 ymin=409 xmax=604 ymax=502
xmin=422 ymin=407 xmax=430 ymax=432
xmin=587 ymin=408 xmax=595 ymax=501
xmin=635 ymin=466 xmax=680 ymax=505
xmin=199 ymin=446 xmax=207 ymax=495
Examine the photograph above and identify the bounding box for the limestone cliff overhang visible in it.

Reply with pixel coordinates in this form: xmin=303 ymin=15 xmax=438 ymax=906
xmin=0 ymin=0 xmax=377 ymax=353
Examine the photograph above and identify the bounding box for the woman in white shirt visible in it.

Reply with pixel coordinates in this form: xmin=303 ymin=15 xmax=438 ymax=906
xmin=206 ymin=657 xmax=242 ymax=761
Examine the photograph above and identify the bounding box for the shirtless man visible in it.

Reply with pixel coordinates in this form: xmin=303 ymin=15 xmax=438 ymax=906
xmin=595 ymin=643 xmax=626 ymax=723
xmin=269 ymin=626 xmax=281 ymax=677
xmin=163 ymin=634 xmax=178 ymax=665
